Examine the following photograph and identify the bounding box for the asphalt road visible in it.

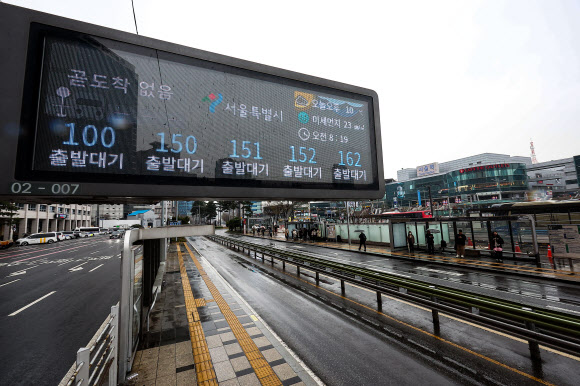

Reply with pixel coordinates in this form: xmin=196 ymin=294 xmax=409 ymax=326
xmin=189 ymin=236 xmax=467 ymax=386
xmin=194 ymin=233 xmax=580 ymax=385
xmin=0 ymin=236 xmax=122 ymax=385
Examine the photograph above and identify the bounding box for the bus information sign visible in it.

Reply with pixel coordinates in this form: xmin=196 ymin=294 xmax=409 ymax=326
xmin=0 ymin=4 xmax=383 ymax=201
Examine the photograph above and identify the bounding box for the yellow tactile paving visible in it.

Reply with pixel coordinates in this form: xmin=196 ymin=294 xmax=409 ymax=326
xmin=183 ymin=243 xmax=283 ymax=386
xmin=176 ymin=244 xmax=218 ymax=386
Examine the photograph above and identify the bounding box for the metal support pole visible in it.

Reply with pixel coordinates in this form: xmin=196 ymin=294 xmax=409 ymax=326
xmin=282 ymin=261 xmax=285 ymax=271
xmin=109 ymin=304 xmax=119 ymax=386
xmin=376 ymin=291 xmax=382 ymax=312
xmin=341 ymin=280 xmax=345 ymax=296
xmin=76 ymin=347 xmax=90 ymax=386
xmin=316 ymin=272 xmax=320 ymax=286
xmin=297 ymin=266 xmax=300 ymax=277
xmin=527 ymin=215 xmax=541 ymax=268
xmin=261 ymin=253 xmax=264 ymax=263
xmin=525 ymin=321 xmax=541 ymax=362
xmin=346 ymin=201 xmax=351 ymax=246
xmin=508 ymin=221 xmax=515 ymax=258
xmin=431 ymin=296 xmax=440 ymax=335
xmin=271 ymin=255 xmax=274 ymax=266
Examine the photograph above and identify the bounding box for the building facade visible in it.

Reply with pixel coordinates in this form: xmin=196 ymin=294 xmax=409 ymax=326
xmin=397 ymin=153 xmax=531 ymax=182
xmin=1 ymin=203 xmax=92 ymax=239
xmin=386 ymin=163 xmax=529 ymax=210
xmin=91 ymin=204 xmax=125 ymax=225
xmin=526 ymin=156 xmax=580 ymax=199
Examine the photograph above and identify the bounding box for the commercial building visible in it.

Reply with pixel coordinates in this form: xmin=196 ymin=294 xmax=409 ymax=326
xmin=526 ymin=156 xmax=580 ymax=199
xmin=1 ymin=203 xmax=92 ymax=239
xmin=385 ymin=153 xmax=533 ymax=212
xmin=91 ymin=204 xmax=125 ymax=225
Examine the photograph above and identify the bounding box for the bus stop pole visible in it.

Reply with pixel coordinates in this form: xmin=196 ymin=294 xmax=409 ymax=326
xmin=346 ymin=201 xmax=351 ymax=246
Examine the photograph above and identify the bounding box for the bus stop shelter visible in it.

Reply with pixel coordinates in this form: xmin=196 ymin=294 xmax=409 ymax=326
xmin=387 ymin=215 xmax=540 ymax=265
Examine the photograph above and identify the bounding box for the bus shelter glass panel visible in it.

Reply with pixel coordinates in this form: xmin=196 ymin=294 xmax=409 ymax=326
xmin=490 ymin=220 xmax=511 ymax=252
xmin=416 ymin=224 xmax=426 ymax=247
xmin=514 ymin=219 xmax=535 ymax=256
xmin=394 ymin=223 xmax=407 ymax=248
xmin=425 ymin=223 xmax=442 ymax=245
xmin=455 ymin=221 xmax=472 ymax=248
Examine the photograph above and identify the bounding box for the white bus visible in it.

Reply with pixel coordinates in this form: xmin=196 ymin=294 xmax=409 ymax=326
xmin=74 ymin=227 xmax=100 ymax=233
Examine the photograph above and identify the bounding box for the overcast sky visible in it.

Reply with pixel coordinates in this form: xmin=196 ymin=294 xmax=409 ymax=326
xmin=6 ymin=0 xmax=580 ymax=178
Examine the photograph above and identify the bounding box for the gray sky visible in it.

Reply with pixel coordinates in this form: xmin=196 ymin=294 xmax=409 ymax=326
xmin=6 ymin=0 xmax=580 ymax=178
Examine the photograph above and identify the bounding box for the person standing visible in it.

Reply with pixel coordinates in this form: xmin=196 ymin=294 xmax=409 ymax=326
xmin=426 ymin=230 xmax=435 ymax=254
xmin=359 ymin=231 xmax=367 ymax=251
xmin=491 ymin=231 xmax=504 ymax=262
xmin=440 ymin=239 xmax=447 ymax=254
xmin=407 ymin=231 xmax=415 ymax=253
xmin=455 ymin=229 xmax=467 ymax=258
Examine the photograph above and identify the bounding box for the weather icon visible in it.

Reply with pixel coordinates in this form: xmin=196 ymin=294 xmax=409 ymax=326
xmin=298 ymin=112 xmax=309 ymax=124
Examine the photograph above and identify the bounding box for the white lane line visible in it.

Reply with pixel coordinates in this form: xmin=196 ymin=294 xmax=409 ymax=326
xmin=89 ymin=264 xmax=104 ymax=272
xmin=0 ymin=279 xmax=21 ymax=287
xmin=9 ymin=291 xmax=56 ymax=316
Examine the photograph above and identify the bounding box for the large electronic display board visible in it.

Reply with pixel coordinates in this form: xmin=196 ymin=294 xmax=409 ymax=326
xmin=0 ymin=4 xmax=383 ymax=202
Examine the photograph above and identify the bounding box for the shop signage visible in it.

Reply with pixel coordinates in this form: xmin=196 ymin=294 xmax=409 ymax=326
xmin=459 ymin=164 xmax=510 ymax=174
xmin=416 ymin=162 xmax=439 ymax=177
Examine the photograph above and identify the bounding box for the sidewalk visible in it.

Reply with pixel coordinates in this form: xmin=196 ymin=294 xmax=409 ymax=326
xmin=128 ymin=241 xmax=314 ymax=386
xmin=244 ymin=231 xmax=580 ymax=282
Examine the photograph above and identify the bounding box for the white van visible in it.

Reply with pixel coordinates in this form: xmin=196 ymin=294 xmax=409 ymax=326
xmin=16 ymin=233 xmax=58 ymax=246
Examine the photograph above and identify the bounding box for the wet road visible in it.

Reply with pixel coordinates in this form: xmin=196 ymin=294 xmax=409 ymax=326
xmin=0 ymin=236 xmax=122 ymax=385
xmin=239 ymin=235 xmax=580 ymax=314
xmin=189 ymin=236 xmax=467 ymax=385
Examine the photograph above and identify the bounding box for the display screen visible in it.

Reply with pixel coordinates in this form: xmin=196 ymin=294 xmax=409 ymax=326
xmin=20 ymin=25 xmax=379 ymax=192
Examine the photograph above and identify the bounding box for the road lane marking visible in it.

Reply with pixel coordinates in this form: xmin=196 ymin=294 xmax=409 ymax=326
xmin=89 ymin=264 xmax=104 ymax=272
xmin=69 ymin=262 xmax=88 ymax=272
xmin=0 ymin=279 xmax=20 ymax=287
xmin=6 ymin=265 xmax=39 ymax=277
xmin=9 ymin=291 xmax=56 ymax=316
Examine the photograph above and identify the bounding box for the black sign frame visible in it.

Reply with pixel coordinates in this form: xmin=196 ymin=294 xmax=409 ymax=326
xmin=0 ymin=3 xmax=384 ymax=202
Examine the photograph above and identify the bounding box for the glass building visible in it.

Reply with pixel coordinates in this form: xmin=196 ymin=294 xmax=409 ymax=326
xmin=385 ymin=163 xmax=529 ymax=212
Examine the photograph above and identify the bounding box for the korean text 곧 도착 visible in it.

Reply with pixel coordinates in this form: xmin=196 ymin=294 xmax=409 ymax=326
xmin=68 ymin=69 xmax=130 ymax=94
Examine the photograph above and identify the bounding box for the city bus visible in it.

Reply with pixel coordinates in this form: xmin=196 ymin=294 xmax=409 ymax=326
xmin=380 ymin=210 xmax=433 ymax=219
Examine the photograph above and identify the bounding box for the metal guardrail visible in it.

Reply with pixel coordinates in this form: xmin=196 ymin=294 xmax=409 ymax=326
xmin=208 ymin=235 xmax=580 ymax=361
xmin=60 ymin=304 xmax=119 ymax=386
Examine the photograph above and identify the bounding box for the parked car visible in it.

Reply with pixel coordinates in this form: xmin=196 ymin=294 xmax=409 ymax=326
xmin=61 ymin=231 xmax=75 ymax=240
xmin=16 ymin=233 xmax=58 ymax=246
xmin=55 ymin=232 xmax=66 ymax=241
xmin=79 ymin=231 xmax=95 ymax=238
xmin=110 ymin=231 xmax=122 ymax=239
xmin=0 ymin=239 xmax=14 ymax=249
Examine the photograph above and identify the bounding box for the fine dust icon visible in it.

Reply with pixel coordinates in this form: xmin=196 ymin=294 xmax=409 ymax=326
xmin=202 ymin=92 xmax=223 ymax=113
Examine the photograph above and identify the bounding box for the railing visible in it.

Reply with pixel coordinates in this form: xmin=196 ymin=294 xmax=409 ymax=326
xmin=208 ymin=235 xmax=580 ymax=362
xmin=60 ymin=304 xmax=119 ymax=386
